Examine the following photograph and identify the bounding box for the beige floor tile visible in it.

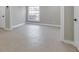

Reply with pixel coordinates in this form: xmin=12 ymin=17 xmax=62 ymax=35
xmin=0 ymin=24 xmax=77 ymax=52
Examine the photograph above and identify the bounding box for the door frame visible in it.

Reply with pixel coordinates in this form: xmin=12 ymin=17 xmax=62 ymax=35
xmin=74 ymin=6 xmax=79 ymax=50
xmin=60 ymin=6 xmax=64 ymax=41
xmin=60 ymin=6 xmax=78 ymax=49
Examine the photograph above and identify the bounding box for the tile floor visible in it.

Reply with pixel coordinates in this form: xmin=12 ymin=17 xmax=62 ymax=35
xmin=0 ymin=24 xmax=77 ymax=52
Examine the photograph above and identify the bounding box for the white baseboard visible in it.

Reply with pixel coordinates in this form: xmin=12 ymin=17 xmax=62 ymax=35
xmin=0 ymin=26 xmax=11 ymax=31
xmin=39 ymin=23 xmax=61 ymax=28
xmin=61 ymin=40 xmax=75 ymax=46
xmin=26 ymin=22 xmax=61 ymax=28
xmin=4 ymin=28 xmax=12 ymax=31
xmin=11 ymin=23 xmax=25 ymax=29
xmin=74 ymin=43 xmax=79 ymax=51
xmin=61 ymin=39 xmax=79 ymax=51
xmin=3 ymin=23 xmax=25 ymax=31
xmin=0 ymin=27 xmax=9 ymax=31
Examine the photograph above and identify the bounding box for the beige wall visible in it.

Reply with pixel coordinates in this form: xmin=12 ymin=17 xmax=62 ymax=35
xmin=40 ymin=6 xmax=60 ymax=25
xmin=64 ymin=6 xmax=74 ymax=41
xmin=10 ymin=6 xmax=26 ymax=26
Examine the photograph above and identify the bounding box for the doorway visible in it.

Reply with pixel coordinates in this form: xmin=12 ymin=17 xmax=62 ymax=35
xmin=27 ymin=6 xmax=40 ymax=22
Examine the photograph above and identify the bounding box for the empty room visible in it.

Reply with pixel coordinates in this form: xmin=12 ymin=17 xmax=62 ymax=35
xmin=0 ymin=6 xmax=79 ymax=52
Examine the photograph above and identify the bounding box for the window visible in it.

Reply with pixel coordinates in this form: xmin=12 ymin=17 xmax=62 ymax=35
xmin=28 ymin=6 xmax=40 ymax=22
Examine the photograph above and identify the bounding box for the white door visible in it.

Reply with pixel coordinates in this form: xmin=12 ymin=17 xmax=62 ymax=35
xmin=0 ymin=6 xmax=5 ymax=28
xmin=74 ymin=6 xmax=79 ymax=49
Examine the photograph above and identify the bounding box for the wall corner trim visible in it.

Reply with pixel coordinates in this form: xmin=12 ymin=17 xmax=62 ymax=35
xmin=0 ymin=27 xmax=12 ymax=31
xmin=26 ymin=22 xmax=61 ymax=28
xmin=61 ymin=39 xmax=74 ymax=46
xmin=11 ymin=23 xmax=25 ymax=29
xmin=61 ymin=39 xmax=79 ymax=51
